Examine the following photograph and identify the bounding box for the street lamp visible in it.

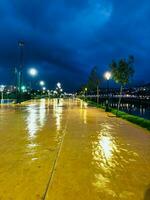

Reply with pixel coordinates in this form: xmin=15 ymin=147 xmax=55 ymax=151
xmin=28 ymin=68 xmax=38 ymax=77
xmin=0 ymin=85 xmax=5 ymax=103
xmin=21 ymin=85 xmax=26 ymax=92
xmin=104 ymin=71 xmax=111 ymax=81
xmin=39 ymin=81 xmax=45 ymax=98
xmin=57 ymin=82 xmax=61 ymax=89
xmin=18 ymin=41 xmax=24 ymax=93
xmin=28 ymin=68 xmax=38 ymax=90
xmin=56 ymin=82 xmax=63 ymax=103
xmin=104 ymin=71 xmax=111 ymax=111
xmin=84 ymin=87 xmax=87 ymax=100
xmin=39 ymin=81 xmax=45 ymax=86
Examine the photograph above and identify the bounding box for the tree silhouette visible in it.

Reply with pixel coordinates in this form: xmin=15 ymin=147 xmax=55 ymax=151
xmin=87 ymin=66 xmax=100 ymax=103
xmin=110 ymin=56 xmax=134 ymax=111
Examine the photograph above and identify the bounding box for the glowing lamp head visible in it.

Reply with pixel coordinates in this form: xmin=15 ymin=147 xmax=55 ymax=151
xmin=0 ymin=85 xmax=5 ymax=89
xmin=39 ymin=81 xmax=45 ymax=86
xmin=57 ymin=82 xmax=61 ymax=88
xmin=28 ymin=68 xmax=38 ymax=77
xmin=21 ymin=86 xmax=26 ymax=90
xmin=0 ymin=85 xmax=5 ymax=92
xmin=104 ymin=71 xmax=111 ymax=80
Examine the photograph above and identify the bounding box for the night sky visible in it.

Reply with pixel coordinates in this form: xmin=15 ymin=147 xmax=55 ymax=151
xmin=0 ymin=0 xmax=150 ymax=91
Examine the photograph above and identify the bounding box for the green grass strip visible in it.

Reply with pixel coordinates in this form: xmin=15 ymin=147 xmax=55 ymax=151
xmin=83 ymin=99 xmax=150 ymax=131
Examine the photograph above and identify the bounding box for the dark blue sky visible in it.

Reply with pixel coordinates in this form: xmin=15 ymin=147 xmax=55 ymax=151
xmin=0 ymin=0 xmax=150 ymax=90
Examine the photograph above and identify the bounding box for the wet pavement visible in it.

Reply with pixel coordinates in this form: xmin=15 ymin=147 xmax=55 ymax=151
xmin=0 ymin=98 xmax=150 ymax=200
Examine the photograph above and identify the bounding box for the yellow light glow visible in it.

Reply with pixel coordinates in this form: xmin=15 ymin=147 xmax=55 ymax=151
xmin=53 ymin=99 xmax=63 ymax=131
xmin=92 ymin=123 xmax=117 ymax=171
xmin=26 ymin=105 xmax=39 ymax=139
xmin=100 ymin=136 xmax=113 ymax=160
xmin=92 ymin=123 xmax=118 ymax=191
xmin=26 ymin=100 xmax=46 ymax=138
xmin=104 ymin=71 xmax=111 ymax=80
xmin=39 ymin=99 xmax=46 ymax=128
xmin=83 ymin=109 xmax=87 ymax=124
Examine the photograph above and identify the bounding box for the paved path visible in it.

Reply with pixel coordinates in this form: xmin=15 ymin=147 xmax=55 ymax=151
xmin=0 ymin=99 xmax=149 ymax=200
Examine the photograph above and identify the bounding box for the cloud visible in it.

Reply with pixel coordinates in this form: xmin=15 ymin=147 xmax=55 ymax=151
xmin=0 ymin=0 xmax=149 ymax=90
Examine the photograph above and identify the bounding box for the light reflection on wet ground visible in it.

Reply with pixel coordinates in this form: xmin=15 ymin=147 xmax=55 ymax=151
xmin=0 ymin=99 xmax=150 ymax=200
xmin=0 ymin=99 xmax=67 ymax=199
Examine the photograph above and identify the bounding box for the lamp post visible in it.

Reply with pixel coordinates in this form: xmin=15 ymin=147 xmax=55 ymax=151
xmin=28 ymin=68 xmax=38 ymax=89
xmin=28 ymin=68 xmax=38 ymax=99
xmin=16 ymin=41 xmax=24 ymax=103
xmin=104 ymin=71 xmax=111 ymax=111
xmin=39 ymin=81 xmax=45 ymax=98
xmin=57 ymin=82 xmax=61 ymax=89
xmin=84 ymin=87 xmax=87 ymax=101
xmin=56 ymin=82 xmax=62 ymax=103
xmin=0 ymin=85 xmax=5 ymax=103
xmin=18 ymin=41 xmax=24 ymax=93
